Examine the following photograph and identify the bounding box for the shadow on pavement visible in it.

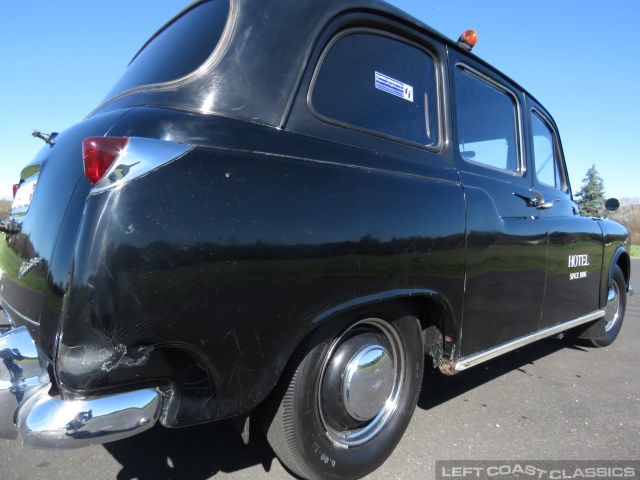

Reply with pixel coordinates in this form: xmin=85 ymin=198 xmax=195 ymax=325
xmin=102 ymin=336 xmax=590 ymax=479
xmin=418 ymin=336 xmax=588 ymax=410
xmin=103 ymin=416 xmax=276 ymax=480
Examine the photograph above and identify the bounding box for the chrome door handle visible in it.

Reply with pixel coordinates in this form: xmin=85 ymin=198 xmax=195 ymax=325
xmin=513 ymin=189 xmax=559 ymax=210
xmin=536 ymin=201 xmax=555 ymax=210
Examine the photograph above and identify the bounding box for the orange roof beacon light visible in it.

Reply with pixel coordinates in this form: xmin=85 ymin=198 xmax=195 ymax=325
xmin=457 ymin=29 xmax=478 ymax=52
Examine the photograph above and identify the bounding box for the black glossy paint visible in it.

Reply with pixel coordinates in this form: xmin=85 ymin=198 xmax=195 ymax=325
xmin=57 ymin=116 xmax=466 ymax=422
xmin=449 ymin=49 xmax=548 ymax=356
xmin=0 ymin=109 xmax=133 ymax=359
xmin=459 ymin=178 xmax=547 ymax=356
xmin=0 ymin=0 xmax=631 ymax=429
xmin=541 ymin=216 xmax=603 ymax=328
xmin=599 ymin=219 xmax=632 ymax=304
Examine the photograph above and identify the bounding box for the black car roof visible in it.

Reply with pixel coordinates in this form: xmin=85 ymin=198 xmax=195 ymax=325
xmin=93 ymin=0 xmax=538 ymax=127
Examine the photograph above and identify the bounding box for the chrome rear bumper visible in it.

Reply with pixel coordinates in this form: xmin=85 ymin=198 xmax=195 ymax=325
xmin=0 ymin=326 xmax=163 ymax=449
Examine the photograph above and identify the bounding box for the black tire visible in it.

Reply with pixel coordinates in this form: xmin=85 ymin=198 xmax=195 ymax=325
xmin=264 ymin=305 xmax=424 ymax=480
xmin=587 ymin=265 xmax=626 ymax=347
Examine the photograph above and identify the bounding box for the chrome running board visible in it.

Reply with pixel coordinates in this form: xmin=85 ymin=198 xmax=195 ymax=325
xmin=442 ymin=310 xmax=605 ymax=374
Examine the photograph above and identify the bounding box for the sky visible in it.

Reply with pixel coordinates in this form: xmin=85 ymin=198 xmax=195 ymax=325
xmin=0 ymin=0 xmax=638 ymax=201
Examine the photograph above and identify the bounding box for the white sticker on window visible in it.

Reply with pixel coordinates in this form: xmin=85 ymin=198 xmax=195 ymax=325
xmin=375 ymin=71 xmax=413 ymax=102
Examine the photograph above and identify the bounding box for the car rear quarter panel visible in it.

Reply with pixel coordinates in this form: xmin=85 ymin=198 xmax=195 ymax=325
xmin=56 ymin=111 xmax=466 ymax=424
xmin=0 ymin=109 xmax=135 ymax=360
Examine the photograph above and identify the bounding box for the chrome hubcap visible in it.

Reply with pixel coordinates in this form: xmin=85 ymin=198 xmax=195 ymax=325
xmin=604 ymin=282 xmax=620 ymax=332
xmin=319 ymin=318 xmax=405 ymax=447
xmin=342 ymin=344 xmax=394 ymax=421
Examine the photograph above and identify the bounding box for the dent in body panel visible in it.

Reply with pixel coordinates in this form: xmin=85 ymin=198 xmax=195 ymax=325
xmin=58 ymin=340 xmax=153 ymax=376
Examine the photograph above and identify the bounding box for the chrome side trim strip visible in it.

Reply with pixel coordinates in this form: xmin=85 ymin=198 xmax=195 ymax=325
xmin=452 ymin=310 xmax=605 ymax=373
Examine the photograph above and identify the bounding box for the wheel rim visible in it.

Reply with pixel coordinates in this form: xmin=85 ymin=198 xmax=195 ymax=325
xmin=318 ymin=318 xmax=405 ymax=448
xmin=604 ymin=281 xmax=620 ymax=332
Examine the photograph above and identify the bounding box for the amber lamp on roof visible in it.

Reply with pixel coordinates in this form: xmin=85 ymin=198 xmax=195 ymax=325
xmin=457 ymin=29 xmax=478 ymax=51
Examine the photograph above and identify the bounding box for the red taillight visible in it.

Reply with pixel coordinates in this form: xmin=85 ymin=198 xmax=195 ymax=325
xmin=12 ymin=184 xmax=19 ymax=198
xmin=82 ymin=137 xmax=129 ymax=185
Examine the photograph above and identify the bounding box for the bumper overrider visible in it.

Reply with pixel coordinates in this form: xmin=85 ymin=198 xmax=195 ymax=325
xmin=0 ymin=327 xmax=163 ymax=448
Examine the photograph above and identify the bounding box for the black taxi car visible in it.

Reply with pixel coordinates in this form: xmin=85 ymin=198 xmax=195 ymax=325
xmin=0 ymin=1 xmax=633 ymax=478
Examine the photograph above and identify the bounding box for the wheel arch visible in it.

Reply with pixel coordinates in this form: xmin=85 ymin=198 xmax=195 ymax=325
xmin=613 ymin=247 xmax=631 ymax=287
xmin=600 ymin=246 xmax=631 ymax=309
xmin=302 ymin=289 xmax=456 ymax=375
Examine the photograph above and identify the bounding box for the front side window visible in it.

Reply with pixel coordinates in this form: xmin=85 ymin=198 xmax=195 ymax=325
xmin=532 ymin=112 xmax=565 ymax=191
xmin=455 ymin=67 xmax=520 ymax=173
xmin=104 ymin=0 xmax=230 ymax=100
xmin=310 ymin=31 xmax=440 ymax=148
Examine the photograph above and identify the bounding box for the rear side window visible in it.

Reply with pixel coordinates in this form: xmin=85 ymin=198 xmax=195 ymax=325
xmin=310 ymin=31 xmax=440 ymax=148
xmin=105 ymin=0 xmax=230 ymax=99
xmin=455 ymin=67 xmax=520 ymax=173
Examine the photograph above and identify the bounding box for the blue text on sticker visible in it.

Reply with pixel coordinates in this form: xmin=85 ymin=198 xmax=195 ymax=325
xmin=375 ymin=71 xmax=413 ymax=102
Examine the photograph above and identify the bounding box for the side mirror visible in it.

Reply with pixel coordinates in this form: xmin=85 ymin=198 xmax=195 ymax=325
xmin=604 ymin=198 xmax=620 ymax=212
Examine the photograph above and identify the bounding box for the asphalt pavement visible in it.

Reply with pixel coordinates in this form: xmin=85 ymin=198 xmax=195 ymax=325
xmin=1 ymin=260 xmax=638 ymax=480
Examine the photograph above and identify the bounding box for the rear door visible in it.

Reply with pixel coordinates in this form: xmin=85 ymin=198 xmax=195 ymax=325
xmin=526 ymin=100 xmax=604 ymax=327
xmin=449 ymin=52 xmax=548 ymax=356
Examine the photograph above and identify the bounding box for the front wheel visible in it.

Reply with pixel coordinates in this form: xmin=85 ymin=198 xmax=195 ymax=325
xmin=587 ymin=264 xmax=626 ymax=347
xmin=265 ymin=308 xmax=424 ymax=480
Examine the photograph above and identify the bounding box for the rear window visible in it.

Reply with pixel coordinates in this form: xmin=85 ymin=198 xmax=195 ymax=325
xmin=310 ymin=31 xmax=440 ymax=148
xmin=105 ymin=0 xmax=230 ymax=99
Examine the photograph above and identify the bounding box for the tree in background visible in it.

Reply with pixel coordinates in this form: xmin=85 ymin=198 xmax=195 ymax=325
xmin=575 ymin=164 xmax=606 ymax=217
xmin=0 ymin=199 xmax=11 ymax=221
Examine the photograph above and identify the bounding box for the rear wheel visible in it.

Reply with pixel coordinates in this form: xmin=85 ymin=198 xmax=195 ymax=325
xmin=265 ymin=307 xmax=424 ymax=480
xmin=587 ymin=265 xmax=626 ymax=347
